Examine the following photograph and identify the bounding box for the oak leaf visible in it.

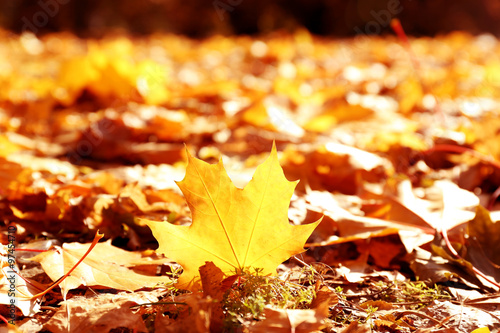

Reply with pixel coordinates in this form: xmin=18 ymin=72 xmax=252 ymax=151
xmin=143 ymin=144 xmax=321 ymax=291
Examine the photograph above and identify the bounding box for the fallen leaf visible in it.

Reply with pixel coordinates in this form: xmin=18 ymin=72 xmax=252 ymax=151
xmin=0 ymin=245 xmax=41 ymax=317
xmin=247 ymin=305 xmax=328 ymax=333
xmin=360 ymin=300 xmax=394 ymax=310
xmin=199 ymin=262 xmax=226 ymax=332
xmin=425 ymin=206 xmax=500 ymax=291
xmin=154 ymin=292 xmax=211 ymax=333
xmin=282 ymin=144 xmax=387 ymax=195
xmin=302 ymin=190 xmax=434 ymax=251
xmin=412 ymin=247 xmax=492 ymax=291
xmin=310 ymin=285 xmax=338 ymax=310
xmin=466 ymin=205 xmax=500 ymax=278
xmin=144 ymin=143 xmax=321 ymax=291
xmin=423 ymin=300 xmax=499 ymax=332
xmin=395 ymin=179 xmax=479 ymax=232
xmin=43 ymin=291 xmax=159 ymax=333
xmin=340 ymin=321 xmax=370 ymax=333
xmin=30 ymin=241 xmax=172 ymax=296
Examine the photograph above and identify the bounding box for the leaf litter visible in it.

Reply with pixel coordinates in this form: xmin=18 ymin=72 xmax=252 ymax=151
xmin=0 ymin=29 xmax=500 ymax=332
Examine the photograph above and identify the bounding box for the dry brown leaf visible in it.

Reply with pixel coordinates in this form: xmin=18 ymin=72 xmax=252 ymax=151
xmin=154 ymin=293 xmax=211 ymax=333
xmin=310 ymin=285 xmax=338 ymax=310
xmin=302 ymin=190 xmax=434 ymax=251
xmin=247 ymin=305 xmax=328 ymax=333
xmin=199 ymin=261 xmax=226 ymax=332
xmin=44 ymin=291 xmax=159 ymax=333
xmin=394 ymin=179 xmax=479 ymax=232
xmin=423 ymin=300 xmax=500 ymax=332
xmin=359 ymin=300 xmax=394 ymax=310
xmin=411 ymin=247 xmax=487 ymax=290
xmin=427 ymin=206 xmax=500 ymax=291
xmin=340 ymin=321 xmax=371 ymax=333
xmin=0 ymin=245 xmax=41 ymax=317
xmin=30 ymin=241 xmax=172 ymax=296
xmin=282 ymin=143 xmax=387 ymax=194
xmin=466 ymin=206 xmax=500 ymax=282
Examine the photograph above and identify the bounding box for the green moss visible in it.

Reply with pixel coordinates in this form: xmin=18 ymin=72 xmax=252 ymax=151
xmin=221 ymin=267 xmax=317 ymax=329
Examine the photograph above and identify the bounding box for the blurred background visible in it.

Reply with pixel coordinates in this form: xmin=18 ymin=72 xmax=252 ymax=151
xmin=1 ymin=0 xmax=499 ymax=37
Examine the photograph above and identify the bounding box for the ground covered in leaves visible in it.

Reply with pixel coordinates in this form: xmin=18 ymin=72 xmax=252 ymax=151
xmin=1 ymin=30 xmax=500 ymax=332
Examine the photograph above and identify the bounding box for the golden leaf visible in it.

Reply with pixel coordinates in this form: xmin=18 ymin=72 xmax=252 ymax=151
xmin=143 ymin=143 xmax=321 ymax=291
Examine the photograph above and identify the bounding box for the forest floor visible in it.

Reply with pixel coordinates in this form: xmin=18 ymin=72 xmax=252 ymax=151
xmin=0 ymin=30 xmax=500 ymax=332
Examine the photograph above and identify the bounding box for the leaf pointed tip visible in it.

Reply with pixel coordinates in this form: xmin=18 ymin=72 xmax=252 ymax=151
xmin=271 ymin=140 xmax=278 ymax=155
xmin=183 ymin=144 xmax=194 ymax=160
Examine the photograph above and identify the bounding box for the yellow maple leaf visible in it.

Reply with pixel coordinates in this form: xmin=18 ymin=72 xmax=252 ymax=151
xmin=143 ymin=144 xmax=321 ymax=291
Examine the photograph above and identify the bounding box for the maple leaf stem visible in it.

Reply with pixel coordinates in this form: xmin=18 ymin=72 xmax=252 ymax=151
xmin=0 ymin=314 xmax=9 ymax=325
xmin=390 ymin=19 xmax=419 ymax=72
xmin=14 ymin=248 xmax=48 ymax=253
xmin=391 ymin=18 xmax=445 ymax=121
xmin=24 ymin=231 xmax=104 ymax=300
